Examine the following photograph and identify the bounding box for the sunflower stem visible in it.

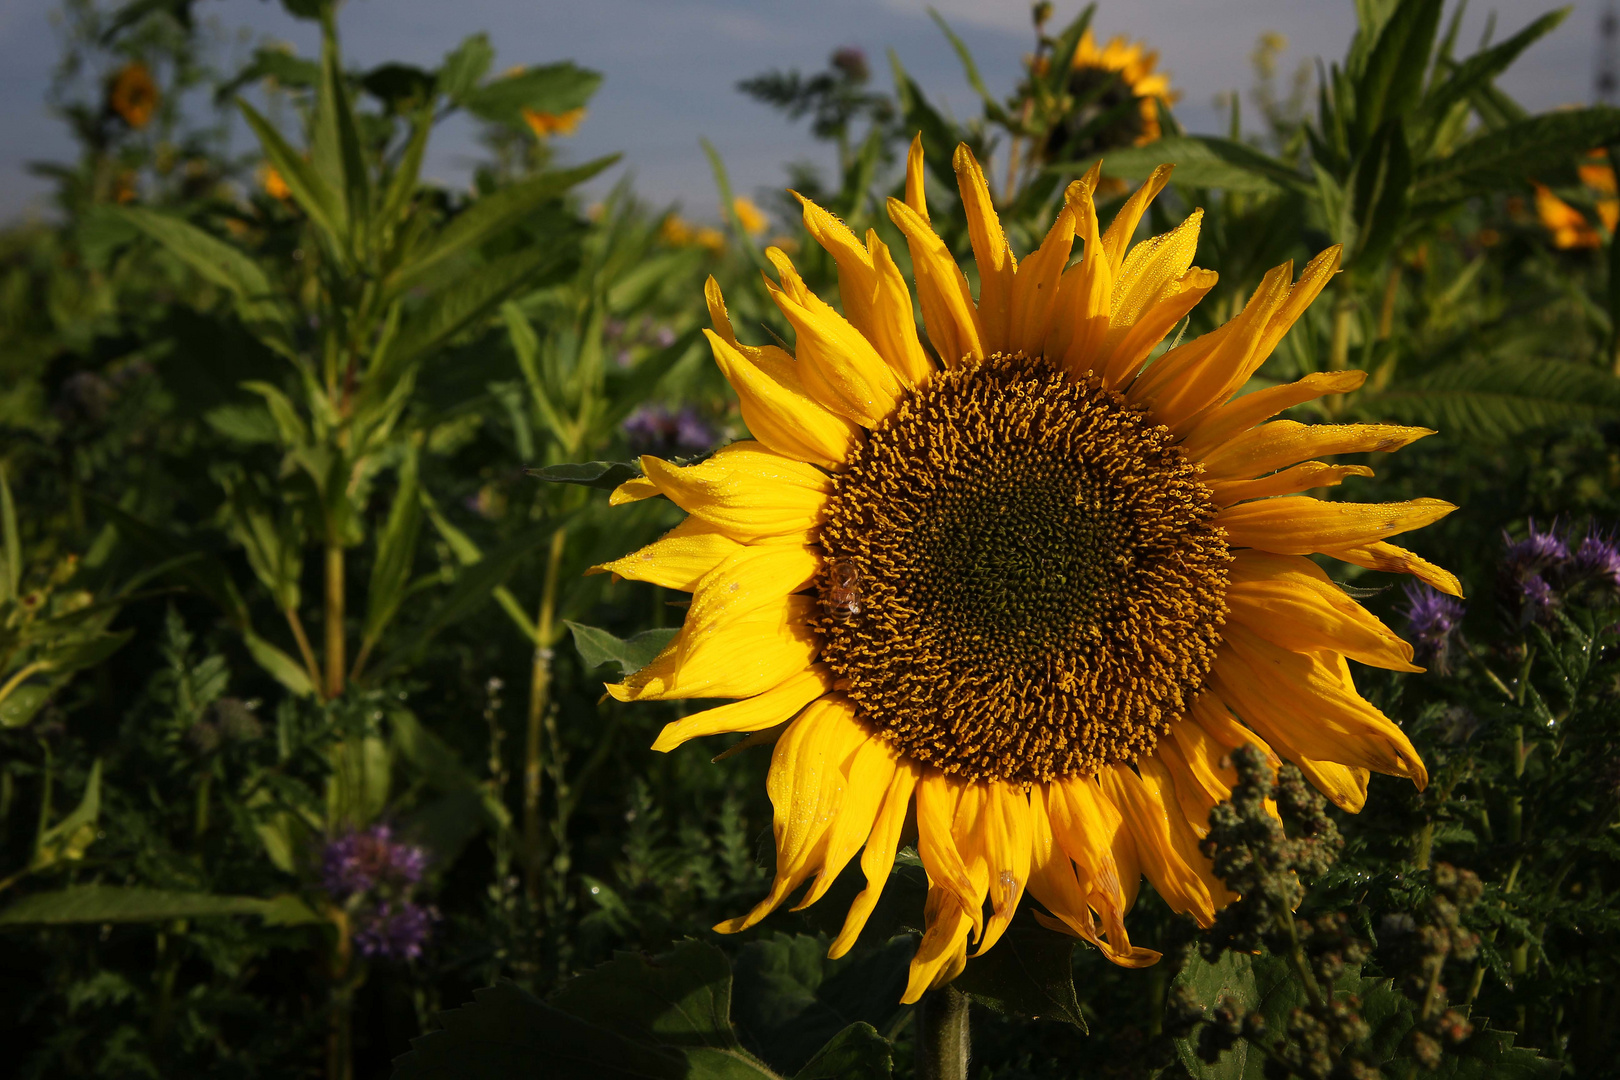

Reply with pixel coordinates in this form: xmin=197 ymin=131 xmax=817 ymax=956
xmin=918 ymin=985 xmax=971 ymax=1080
xmin=523 ymin=525 xmax=569 ymax=904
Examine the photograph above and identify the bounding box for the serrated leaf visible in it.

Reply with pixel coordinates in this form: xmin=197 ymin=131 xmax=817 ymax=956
xmin=529 ymin=461 xmax=642 ymax=491
xmin=1365 ymin=358 xmax=1620 ymax=441
xmin=1084 ymin=135 xmax=1311 ymax=195
xmin=438 ymin=33 xmax=494 ymax=102
xmin=566 ymin=622 xmax=677 ymax=678
xmin=1353 ymin=0 xmax=1443 ymax=146
xmin=1418 ymin=108 xmax=1620 ymax=195
xmin=790 ymin=1023 xmax=890 ymax=1080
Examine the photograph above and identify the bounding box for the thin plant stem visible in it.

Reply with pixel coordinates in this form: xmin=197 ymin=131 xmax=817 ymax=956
xmin=1377 ymin=264 xmax=1401 ymax=340
xmin=918 ymin=985 xmax=971 ymax=1080
xmin=286 ymin=606 xmax=324 ymax=694
xmin=523 ymin=525 xmax=569 ymax=902
xmin=324 ymin=544 xmax=345 ymax=700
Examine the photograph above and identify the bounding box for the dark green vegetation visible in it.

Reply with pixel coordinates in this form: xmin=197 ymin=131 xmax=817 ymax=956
xmin=4 ymin=0 xmax=1620 ymax=1077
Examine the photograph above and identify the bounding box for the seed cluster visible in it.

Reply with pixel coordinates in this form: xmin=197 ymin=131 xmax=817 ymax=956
xmin=814 ymin=356 xmax=1229 ymax=784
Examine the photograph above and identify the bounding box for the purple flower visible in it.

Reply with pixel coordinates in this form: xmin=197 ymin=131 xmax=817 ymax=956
xmin=1502 ymin=521 xmax=1570 ymax=580
xmin=353 ymin=901 xmax=437 ymax=961
xmin=1499 ymin=522 xmax=1574 ymax=626
xmin=320 ymin=825 xmax=427 ymax=901
xmin=623 ymin=404 xmax=716 ymax=458
xmin=1401 ymin=583 xmax=1466 ymax=674
xmin=1573 ymin=530 xmax=1620 ymax=593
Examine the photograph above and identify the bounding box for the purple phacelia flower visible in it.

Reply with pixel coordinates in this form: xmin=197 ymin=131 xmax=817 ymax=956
xmin=320 ymin=825 xmax=427 ymax=901
xmin=1401 ymin=583 xmax=1466 ymax=674
xmin=1502 ymin=521 xmax=1570 ymax=579
xmin=623 ymin=404 xmax=715 ymax=458
xmin=353 ymin=901 xmax=437 ymax=962
xmin=1573 ymin=530 xmax=1620 ymax=593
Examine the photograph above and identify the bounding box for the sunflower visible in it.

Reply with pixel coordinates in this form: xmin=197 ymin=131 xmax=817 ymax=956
xmin=1043 ymin=30 xmax=1176 ymax=164
xmin=521 ymin=106 xmax=587 ymax=139
xmin=595 ymin=136 xmax=1459 ymax=1004
xmin=1533 ymin=153 xmax=1618 ymax=250
xmin=108 ymin=62 xmax=159 ymax=130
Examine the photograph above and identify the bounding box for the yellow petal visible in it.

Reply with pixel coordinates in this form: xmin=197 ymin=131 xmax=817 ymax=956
xmin=1046 ymin=181 xmax=1113 ymax=378
xmin=764 ymin=264 xmax=904 ymax=427
xmin=650 ymin=666 xmax=834 ymax=752
xmin=1210 ymin=463 xmax=1374 ymax=506
xmin=640 ymin=441 xmax=830 ymax=543
xmin=606 ymin=594 xmax=819 ymax=701
xmin=1225 ymin=550 xmax=1422 ymax=673
xmin=714 ymin=696 xmax=868 ymax=933
xmin=589 ymin=516 xmax=744 ymax=591
xmin=967 ymin=782 xmax=1033 ymax=957
xmin=1139 ymin=753 xmax=1235 ymax=910
xmin=795 ymin=732 xmax=900 ymax=910
xmin=1008 ymin=204 xmax=1076 ymax=358
xmin=1321 ymin=540 xmax=1464 ymax=598
xmin=1189 ymin=690 xmax=1280 ymax=768
xmin=1218 ymin=496 xmax=1456 ymax=555
xmin=1210 ymin=623 xmax=1428 ymax=788
xmin=1027 ymin=793 xmax=1161 ymax=968
xmin=905 ymin=132 xmax=928 ymax=218
xmin=1179 ymin=370 xmax=1368 ymax=459
xmin=795 ymin=193 xmax=879 ymax=335
xmin=1201 ymin=421 xmax=1434 ymax=483
xmin=954 ymin=143 xmax=1016 ymax=354
xmin=866 ymin=231 xmax=934 ymax=385
xmin=1106 ymin=209 xmax=1203 ymax=347
xmin=1098 ymin=764 xmax=1215 ymax=927
xmin=916 ymin=770 xmax=985 ymax=939
xmin=1294 ymin=758 xmax=1370 ymax=813
xmin=830 ymin=759 xmax=920 ymax=959
xmin=1101 ymin=164 xmax=1174 ymax=274
xmin=1130 ymin=263 xmax=1293 ymax=430
xmin=609 ymin=476 xmax=660 ymax=506
xmin=677 ymin=543 xmax=820 ymax=670
xmin=1099 ymin=268 xmax=1217 ymax=390
xmin=704 ymin=328 xmax=857 ymax=470
xmin=888 ymin=196 xmax=984 ymax=367
xmin=901 ymin=884 xmax=976 ymax=1004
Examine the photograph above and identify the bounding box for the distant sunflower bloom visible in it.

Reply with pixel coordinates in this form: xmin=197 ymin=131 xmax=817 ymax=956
xmin=108 ymin=62 xmax=158 ymax=130
xmin=1533 ymin=153 xmax=1618 ymax=249
xmin=522 ymin=106 xmax=586 ymax=139
xmin=731 ymin=196 xmax=769 ymax=236
xmin=597 ymin=136 xmax=1458 ymax=1002
xmin=1044 ymin=30 xmax=1176 ymax=163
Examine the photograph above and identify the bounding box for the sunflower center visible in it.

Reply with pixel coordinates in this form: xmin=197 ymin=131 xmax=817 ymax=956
xmin=814 ymin=355 xmax=1229 ymax=784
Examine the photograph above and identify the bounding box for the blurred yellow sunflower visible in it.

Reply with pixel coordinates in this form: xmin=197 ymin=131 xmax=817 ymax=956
xmin=597 ymin=136 xmax=1457 ymax=1003
xmin=1534 ymin=153 xmax=1618 ymax=249
xmin=522 ymin=106 xmax=586 ymax=139
xmin=108 ymin=62 xmax=158 ymax=130
xmin=1043 ymin=30 xmax=1176 ymax=164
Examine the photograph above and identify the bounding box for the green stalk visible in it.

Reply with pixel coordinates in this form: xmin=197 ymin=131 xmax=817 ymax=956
xmin=523 ymin=526 xmax=569 ymax=902
xmin=326 ymin=910 xmax=356 ymax=1080
xmin=1328 ymin=285 xmax=1355 ymax=372
xmin=324 ymin=544 xmax=345 ymax=700
xmin=917 ymin=985 xmax=971 ymax=1080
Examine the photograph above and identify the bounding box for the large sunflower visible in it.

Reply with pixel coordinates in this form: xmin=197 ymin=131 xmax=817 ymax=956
xmin=596 ymin=137 xmax=1459 ymax=1004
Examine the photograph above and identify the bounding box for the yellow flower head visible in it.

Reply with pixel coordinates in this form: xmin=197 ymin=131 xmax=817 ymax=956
xmin=732 ymin=196 xmax=769 ymax=236
xmin=600 ymin=136 xmax=1456 ymax=1003
xmin=661 ymin=214 xmax=726 ymax=254
xmin=522 ymin=106 xmax=586 ymax=139
xmin=1534 ymin=152 xmax=1618 ymax=248
xmin=108 ymin=62 xmax=159 ymax=130
xmin=260 ymin=164 xmax=292 ymax=202
xmin=1043 ymin=29 xmax=1176 ymax=161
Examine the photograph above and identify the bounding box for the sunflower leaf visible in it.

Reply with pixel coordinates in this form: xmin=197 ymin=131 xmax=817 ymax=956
xmin=954 ymin=919 xmax=1084 ymax=1029
xmin=566 ymin=622 xmax=677 ymax=678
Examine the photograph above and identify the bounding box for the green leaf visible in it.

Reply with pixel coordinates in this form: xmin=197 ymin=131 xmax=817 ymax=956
xmin=387 ymin=156 xmax=614 ymax=295
xmin=0 ymin=685 xmax=53 ymax=728
xmin=1039 ymin=6 xmax=1096 ymax=101
xmin=1432 ymin=1026 xmax=1562 ymax=1079
xmin=927 ymin=9 xmax=1010 ymax=125
xmin=1364 ymin=358 xmax=1620 ymax=441
xmin=0 ymin=465 xmax=17 ymax=603
xmin=94 ymin=500 xmax=252 ymax=627
xmin=0 ymin=885 xmax=320 ymax=927
xmin=1415 ymin=9 xmax=1566 ymax=137
xmin=419 ymin=492 xmax=536 ymax=642
xmin=1172 ymin=951 xmax=1295 ymax=1080
xmin=953 ymin=920 xmax=1085 ymax=1028
xmin=360 ymin=63 xmax=435 ymax=112
xmin=1085 ymin=135 xmax=1311 ymax=195
xmin=566 ymin=622 xmax=677 ymax=678
xmin=530 ymin=461 xmax=642 ymax=491
xmin=438 ymin=33 xmax=494 ymax=102
xmin=379 ymin=245 xmax=573 ymax=385
xmin=31 ymin=760 xmax=102 ymax=870
xmin=460 ymin=61 xmax=602 ymax=126
xmin=242 ymin=628 xmax=317 ymax=697
xmin=1417 ymin=108 xmax=1620 ymax=195
xmin=791 ymin=1024 xmax=891 ymax=1080
xmin=238 ymin=99 xmax=346 ymax=251
xmin=112 ymin=207 xmax=296 ymax=357
xmin=359 ymin=447 xmax=423 ymax=655
xmin=1353 ymin=0 xmax=1443 ymax=146
xmin=396 ymin=940 xmax=784 ymax=1079
xmin=702 ymin=139 xmax=768 ymax=271
xmin=373 ymin=522 xmax=561 ymax=677
xmin=1348 ymin=119 xmax=1412 ymax=266
xmin=214 ymin=46 xmax=320 ymax=105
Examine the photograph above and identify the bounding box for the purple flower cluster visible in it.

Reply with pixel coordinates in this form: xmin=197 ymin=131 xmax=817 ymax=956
xmin=319 ymin=825 xmax=434 ymax=962
xmin=623 ymin=403 xmax=716 ymax=458
xmin=1498 ymin=520 xmax=1620 ymax=625
xmin=1401 ymin=583 xmax=1467 ymax=675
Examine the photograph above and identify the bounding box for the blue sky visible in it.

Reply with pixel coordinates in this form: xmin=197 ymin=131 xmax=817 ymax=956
xmin=0 ymin=0 xmax=1593 ymax=224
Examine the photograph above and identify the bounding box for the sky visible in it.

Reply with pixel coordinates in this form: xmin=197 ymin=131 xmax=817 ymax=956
xmin=0 ymin=0 xmax=1598 ymax=224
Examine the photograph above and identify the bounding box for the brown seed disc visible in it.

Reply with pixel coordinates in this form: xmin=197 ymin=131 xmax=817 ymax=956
xmin=812 ymin=355 xmax=1229 ymax=784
